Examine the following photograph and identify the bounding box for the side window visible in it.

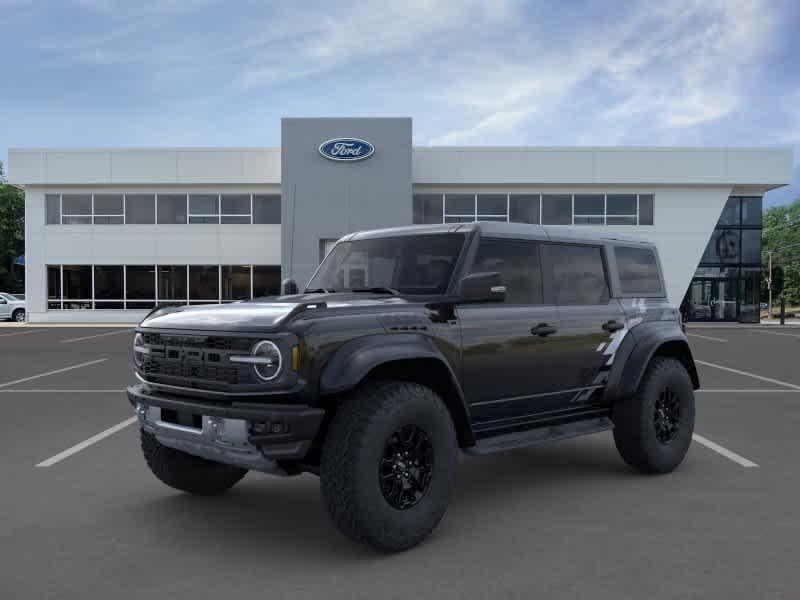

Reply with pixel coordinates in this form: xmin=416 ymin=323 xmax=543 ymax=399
xmin=543 ymin=244 xmax=609 ymax=305
xmin=615 ymin=246 xmax=663 ymax=295
xmin=470 ymin=238 xmax=542 ymax=304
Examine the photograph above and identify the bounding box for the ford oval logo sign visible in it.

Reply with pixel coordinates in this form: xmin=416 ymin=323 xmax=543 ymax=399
xmin=318 ymin=138 xmax=375 ymax=162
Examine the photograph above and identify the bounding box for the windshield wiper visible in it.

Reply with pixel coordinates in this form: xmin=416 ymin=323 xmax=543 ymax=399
xmin=350 ymin=286 xmax=400 ymax=296
xmin=305 ymin=287 xmax=334 ymax=294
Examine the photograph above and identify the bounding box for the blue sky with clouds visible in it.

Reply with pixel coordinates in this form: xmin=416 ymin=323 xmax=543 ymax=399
xmin=1 ymin=0 xmax=798 ymax=206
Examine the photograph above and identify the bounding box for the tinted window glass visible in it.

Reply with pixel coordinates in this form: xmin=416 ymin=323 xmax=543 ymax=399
xmin=308 ymin=234 xmax=465 ymax=295
xmin=126 ymin=266 xmax=155 ymax=300
xmin=413 ymin=194 xmax=443 ymax=224
xmin=157 ymin=194 xmax=187 ymax=224
xmin=47 ymin=265 xmax=61 ymax=299
xmin=717 ymin=197 xmax=740 ymax=226
xmin=94 ymin=266 xmax=124 ymax=299
xmin=471 ymin=239 xmax=542 ymax=304
xmin=615 ymin=247 xmax=662 ymax=294
xmin=221 ymin=194 xmax=250 ymax=215
xmin=189 ymin=194 xmax=219 ymax=223
xmin=702 ymin=229 xmax=740 ymax=263
xmin=445 ymin=194 xmax=474 ymax=216
xmin=477 ymin=194 xmax=507 ymax=216
xmin=606 ymin=216 xmax=637 ymax=225
xmin=573 ymin=194 xmax=604 ymax=215
xmin=740 ymin=229 xmax=761 ymax=263
xmin=125 ymin=194 xmax=155 ymax=224
xmin=46 ymin=194 xmax=60 ymax=224
xmin=158 ymin=266 xmax=187 ymax=301
xmin=189 ymin=265 xmax=219 ymax=301
xmin=253 ymin=195 xmax=281 ymax=224
xmin=541 ymin=195 xmax=571 ymax=225
xmin=94 ymin=194 xmax=123 ymax=214
xmin=509 ymin=194 xmax=540 ymax=224
xmin=62 ymin=265 xmax=92 ymax=299
xmin=544 ymin=244 xmax=609 ymax=305
xmin=741 ymin=197 xmax=762 ymax=226
xmin=638 ymin=194 xmax=654 ymax=225
xmin=606 ymin=195 xmax=636 ymax=215
xmin=62 ymin=194 xmax=91 ymax=215
xmin=253 ymin=266 xmax=281 ymax=297
xmin=222 ymin=265 xmax=251 ymax=300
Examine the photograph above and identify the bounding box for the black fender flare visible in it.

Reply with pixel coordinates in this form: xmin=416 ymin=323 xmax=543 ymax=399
xmin=319 ymin=333 xmax=475 ymax=446
xmin=605 ymin=322 xmax=700 ymax=403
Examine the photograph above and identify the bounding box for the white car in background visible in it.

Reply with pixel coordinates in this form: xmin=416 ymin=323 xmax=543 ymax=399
xmin=0 ymin=293 xmax=26 ymax=322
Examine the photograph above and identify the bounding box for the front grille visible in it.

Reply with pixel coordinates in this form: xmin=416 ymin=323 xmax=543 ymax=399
xmin=140 ymin=333 xmax=258 ymax=390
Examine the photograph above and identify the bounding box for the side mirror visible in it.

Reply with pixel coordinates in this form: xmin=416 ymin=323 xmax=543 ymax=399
xmin=281 ymin=278 xmax=299 ymax=296
xmin=458 ymin=272 xmax=506 ymax=303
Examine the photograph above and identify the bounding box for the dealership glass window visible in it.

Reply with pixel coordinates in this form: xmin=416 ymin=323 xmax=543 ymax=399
xmin=739 ymin=267 xmax=761 ymax=323
xmin=717 ymin=197 xmax=740 ymax=226
xmin=45 ymin=194 xmax=61 ymax=224
xmin=740 ymin=229 xmax=761 ymax=263
xmin=543 ymin=244 xmax=610 ymax=305
xmin=509 ymin=194 xmax=540 ymax=224
xmin=125 ymin=266 xmax=156 ymax=301
xmin=477 ymin=194 xmax=507 ymax=218
xmin=573 ymin=194 xmax=605 ymax=225
xmin=221 ymin=194 xmax=251 ymax=224
xmin=638 ymin=194 xmax=654 ymax=225
xmin=189 ymin=194 xmax=219 ymax=223
xmin=158 ymin=265 xmax=187 ymax=302
xmin=61 ymin=194 xmax=92 ymax=224
xmin=62 ymin=265 xmax=92 ymax=309
xmin=47 ymin=265 xmax=61 ymax=309
xmin=615 ymin=246 xmax=662 ymax=294
xmin=157 ymin=194 xmax=188 ymax=224
xmin=413 ymin=194 xmax=443 ymax=224
xmin=125 ymin=194 xmax=156 ymax=224
xmin=93 ymin=266 xmax=123 ymax=301
xmin=189 ymin=265 xmax=220 ymax=302
xmin=741 ymin=197 xmax=762 ymax=226
xmin=702 ymin=229 xmax=740 ymax=263
xmin=445 ymin=194 xmax=475 ymax=218
xmin=222 ymin=265 xmax=251 ymax=300
xmin=541 ymin=195 xmax=572 ymax=225
xmin=93 ymin=194 xmax=124 ymax=224
xmin=253 ymin=194 xmax=281 ymax=224
xmin=253 ymin=266 xmax=281 ymax=297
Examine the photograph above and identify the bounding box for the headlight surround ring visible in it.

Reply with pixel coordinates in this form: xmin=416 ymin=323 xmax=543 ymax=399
xmin=133 ymin=332 xmax=147 ymax=369
xmin=250 ymin=340 xmax=282 ymax=382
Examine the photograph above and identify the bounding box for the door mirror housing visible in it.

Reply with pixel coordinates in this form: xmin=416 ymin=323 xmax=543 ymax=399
xmin=281 ymin=278 xmax=299 ymax=296
xmin=458 ymin=272 xmax=506 ymax=303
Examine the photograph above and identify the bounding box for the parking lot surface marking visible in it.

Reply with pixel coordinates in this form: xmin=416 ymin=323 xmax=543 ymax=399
xmin=0 ymin=358 xmax=108 ymax=389
xmin=60 ymin=329 xmax=135 ymax=344
xmin=695 ymin=359 xmax=800 ymax=390
xmin=0 ymin=329 xmax=46 ymax=338
xmin=35 ymin=416 xmax=137 ymax=467
xmin=687 ymin=333 xmax=728 ymax=342
xmin=750 ymin=329 xmax=800 ymax=338
xmin=692 ymin=433 xmax=759 ymax=468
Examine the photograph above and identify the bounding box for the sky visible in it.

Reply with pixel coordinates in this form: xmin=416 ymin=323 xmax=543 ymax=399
xmin=1 ymin=0 xmax=798 ymax=207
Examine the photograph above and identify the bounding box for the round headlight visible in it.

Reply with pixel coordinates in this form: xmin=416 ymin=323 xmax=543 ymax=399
xmin=252 ymin=340 xmax=282 ymax=381
xmin=133 ymin=333 xmax=146 ymax=368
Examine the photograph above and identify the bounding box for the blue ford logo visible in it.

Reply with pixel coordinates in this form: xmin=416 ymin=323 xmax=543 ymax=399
xmin=318 ymin=138 xmax=375 ymax=162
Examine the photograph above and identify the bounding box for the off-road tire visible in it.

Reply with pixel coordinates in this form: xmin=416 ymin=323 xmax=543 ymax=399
xmin=12 ymin=309 xmax=25 ymax=323
xmin=613 ymin=356 xmax=695 ymax=474
xmin=140 ymin=429 xmax=247 ymax=495
xmin=320 ymin=381 xmax=458 ymax=552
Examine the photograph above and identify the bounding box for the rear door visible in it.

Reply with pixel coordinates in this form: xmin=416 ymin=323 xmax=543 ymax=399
xmin=457 ymin=238 xmax=562 ymax=430
xmin=540 ymin=243 xmax=625 ymax=403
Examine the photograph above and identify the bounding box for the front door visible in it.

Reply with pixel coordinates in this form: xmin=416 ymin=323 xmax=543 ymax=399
xmin=457 ymin=238 xmax=562 ymax=433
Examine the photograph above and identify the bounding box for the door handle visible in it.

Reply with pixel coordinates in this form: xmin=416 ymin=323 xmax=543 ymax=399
xmin=602 ymin=320 xmax=625 ymax=332
xmin=531 ymin=323 xmax=557 ymax=337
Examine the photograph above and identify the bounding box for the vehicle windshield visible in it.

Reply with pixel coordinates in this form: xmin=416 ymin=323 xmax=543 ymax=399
xmin=307 ymin=233 xmax=466 ymax=296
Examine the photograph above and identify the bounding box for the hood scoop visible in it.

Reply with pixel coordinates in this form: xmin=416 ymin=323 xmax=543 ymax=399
xmin=380 ymin=314 xmax=429 ymax=333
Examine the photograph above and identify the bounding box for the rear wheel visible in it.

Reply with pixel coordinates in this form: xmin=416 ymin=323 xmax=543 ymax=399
xmin=320 ymin=381 xmax=457 ymax=552
xmin=140 ymin=430 xmax=247 ymax=495
xmin=612 ymin=357 xmax=695 ymax=474
xmin=12 ymin=309 xmax=25 ymax=323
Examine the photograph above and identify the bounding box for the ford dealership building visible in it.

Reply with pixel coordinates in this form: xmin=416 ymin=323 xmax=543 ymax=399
xmin=7 ymin=117 xmax=793 ymax=323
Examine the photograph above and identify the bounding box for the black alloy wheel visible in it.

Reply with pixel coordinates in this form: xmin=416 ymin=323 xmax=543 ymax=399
xmin=653 ymin=385 xmax=681 ymax=444
xmin=379 ymin=425 xmax=434 ymax=510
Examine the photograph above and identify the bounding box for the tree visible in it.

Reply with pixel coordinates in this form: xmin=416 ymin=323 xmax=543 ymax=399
xmin=762 ymin=196 xmax=800 ymax=306
xmin=0 ymin=161 xmax=25 ymax=293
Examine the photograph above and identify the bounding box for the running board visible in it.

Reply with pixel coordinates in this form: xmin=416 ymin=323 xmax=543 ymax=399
xmin=465 ymin=416 xmax=613 ymax=455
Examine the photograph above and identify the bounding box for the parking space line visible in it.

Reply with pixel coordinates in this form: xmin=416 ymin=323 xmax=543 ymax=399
xmin=687 ymin=333 xmax=728 ymax=342
xmin=60 ymin=329 xmax=134 ymax=343
xmin=35 ymin=416 xmax=137 ymax=468
xmin=0 ymin=329 xmax=46 ymax=338
xmin=751 ymin=329 xmax=800 ymax=338
xmin=692 ymin=433 xmax=758 ymax=468
xmin=0 ymin=359 xmax=107 ymax=389
xmin=0 ymin=389 xmax=126 ymax=393
xmin=695 ymin=359 xmax=800 ymax=390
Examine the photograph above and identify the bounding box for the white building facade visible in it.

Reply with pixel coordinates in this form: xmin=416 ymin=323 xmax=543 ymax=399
xmin=8 ymin=118 xmax=793 ymax=324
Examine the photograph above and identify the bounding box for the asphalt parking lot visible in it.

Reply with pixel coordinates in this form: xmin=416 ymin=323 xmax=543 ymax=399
xmin=1 ymin=324 xmax=799 ymax=599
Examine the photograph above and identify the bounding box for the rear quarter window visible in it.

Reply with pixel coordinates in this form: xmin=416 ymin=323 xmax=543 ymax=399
xmin=615 ymin=246 xmax=663 ymax=295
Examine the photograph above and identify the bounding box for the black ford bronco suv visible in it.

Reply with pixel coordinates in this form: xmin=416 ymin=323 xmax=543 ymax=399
xmin=128 ymin=222 xmax=699 ymax=551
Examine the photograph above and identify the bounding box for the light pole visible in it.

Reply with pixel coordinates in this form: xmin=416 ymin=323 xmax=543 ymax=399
xmin=763 ymin=241 xmax=800 ymax=319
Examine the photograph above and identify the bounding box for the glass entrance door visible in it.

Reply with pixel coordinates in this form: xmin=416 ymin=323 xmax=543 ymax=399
xmin=687 ymin=277 xmax=738 ymax=321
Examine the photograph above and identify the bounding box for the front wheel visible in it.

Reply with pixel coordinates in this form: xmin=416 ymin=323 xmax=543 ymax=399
xmin=320 ymin=381 xmax=458 ymax=552
xmin=12 ymin=309 xmax=25 ymax=323
xmin=612 ymin=357 xmax=695 ymax=474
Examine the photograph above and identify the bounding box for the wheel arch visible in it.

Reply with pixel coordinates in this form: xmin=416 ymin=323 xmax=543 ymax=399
xmin=319 ymin=334 xmax=475 ymax=447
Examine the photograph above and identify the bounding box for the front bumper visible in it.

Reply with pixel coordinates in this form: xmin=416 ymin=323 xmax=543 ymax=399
xmin=127 ymin=383 xmax=325 ymax=474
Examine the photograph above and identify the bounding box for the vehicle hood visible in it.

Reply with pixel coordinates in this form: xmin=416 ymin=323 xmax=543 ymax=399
xmin=139 ymin=293 xmax=411 ymax=332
